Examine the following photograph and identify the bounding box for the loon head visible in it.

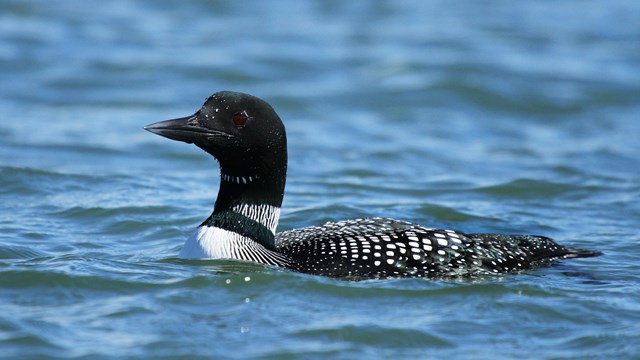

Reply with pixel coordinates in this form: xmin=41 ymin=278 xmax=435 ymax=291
xmin=145 ymin=91 xmax=287 ymax=177
xmin=145 ymin=91 xmax=288 ymax=211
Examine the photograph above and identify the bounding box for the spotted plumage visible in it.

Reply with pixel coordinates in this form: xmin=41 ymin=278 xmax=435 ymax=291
xmin=145 ymin=91 xmax=601 ymax=279
xmin=274 ymin=218 xmax=595 ymax=278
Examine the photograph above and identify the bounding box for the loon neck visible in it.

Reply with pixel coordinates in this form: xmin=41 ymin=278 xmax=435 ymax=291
xmin=203 ymin=167 xmax=286 ymax=250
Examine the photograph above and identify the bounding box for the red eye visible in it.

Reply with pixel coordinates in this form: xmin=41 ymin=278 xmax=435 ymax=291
xmin=232 ymin=113 xmax=247 ymax=126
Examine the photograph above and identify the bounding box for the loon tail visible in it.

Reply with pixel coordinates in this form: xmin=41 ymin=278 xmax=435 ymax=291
xmin=468 ymin=233 xmax=602 ymax=262
xmin=563 ymin=248 xmax=603 ymax=259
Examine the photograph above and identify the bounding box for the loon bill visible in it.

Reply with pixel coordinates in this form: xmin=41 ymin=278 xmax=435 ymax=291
xmin=144 ymin=91 xmax=601 ymax=279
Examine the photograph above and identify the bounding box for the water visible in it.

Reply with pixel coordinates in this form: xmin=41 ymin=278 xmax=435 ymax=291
xmin=1 ymin=0 xmax=640 ymax=358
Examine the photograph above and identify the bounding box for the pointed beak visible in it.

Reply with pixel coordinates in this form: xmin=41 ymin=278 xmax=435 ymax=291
xmin=144 ymin=115 xmax=226 ymax=144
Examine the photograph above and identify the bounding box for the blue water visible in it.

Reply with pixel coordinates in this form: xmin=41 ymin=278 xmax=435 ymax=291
xmin=2 ymin=0 xmax=640 ymax=358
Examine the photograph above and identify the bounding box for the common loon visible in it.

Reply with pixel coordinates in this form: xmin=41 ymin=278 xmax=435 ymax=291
xmin=145 ymin=91 xmax=601 ymax=279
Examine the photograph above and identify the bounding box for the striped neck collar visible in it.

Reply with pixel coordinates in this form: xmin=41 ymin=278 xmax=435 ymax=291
xmin=204 ymin=203 xmax=281 ymax=251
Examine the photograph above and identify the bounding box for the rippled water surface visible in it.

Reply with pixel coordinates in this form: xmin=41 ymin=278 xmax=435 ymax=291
xmin=2 ymin=1 xmax=640 ymax=358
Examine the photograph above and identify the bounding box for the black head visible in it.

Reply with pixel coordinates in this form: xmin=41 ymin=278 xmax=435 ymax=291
xmin=145 ymin=91 xmax=288 ymax=211
xmin=145 ymin=91 xmax=287 ymax=178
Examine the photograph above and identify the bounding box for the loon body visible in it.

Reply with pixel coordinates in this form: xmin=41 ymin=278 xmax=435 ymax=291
xmin=145 ymin=91 xmax=600 ymax=279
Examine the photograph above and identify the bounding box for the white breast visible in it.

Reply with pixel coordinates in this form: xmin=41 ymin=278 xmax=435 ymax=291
xmin=179 ymin=225 xmax=244 ymax=259
xmin=178 ymin=225 xmax=291 ymax=266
